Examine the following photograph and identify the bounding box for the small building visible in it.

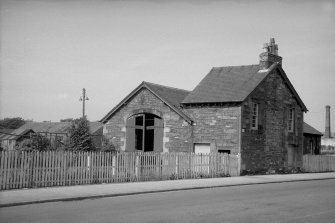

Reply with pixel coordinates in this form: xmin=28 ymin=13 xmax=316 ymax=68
xmin=101 ymin=38 xmax=308 ymax=173
xmin=303 ymin=122 xmax=323 ymax=155
xmin=0 ymin=129 xmax=35 ymax=150
xmin=19 ymin=121 xmax=103 ymax=149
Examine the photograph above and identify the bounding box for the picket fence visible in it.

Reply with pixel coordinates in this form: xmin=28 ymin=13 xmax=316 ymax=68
xmin=0 ymin=151 xmax=240 ymax=190
xmin=302 ymin=154 xmax=335 ymax=172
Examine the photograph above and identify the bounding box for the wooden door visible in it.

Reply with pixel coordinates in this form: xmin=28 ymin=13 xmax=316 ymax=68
xmin=153 ymin=117 xmax=164 ymax=152
xmin=126 ymin=117 xmax=136 ymax=152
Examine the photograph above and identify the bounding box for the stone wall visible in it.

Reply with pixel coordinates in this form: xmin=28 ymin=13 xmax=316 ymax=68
xmin=103 ymin=88 xmax=192 ymax=152
xmin=241 ymin=69 xmax=304 ymax=172
xmin=183 ymin=106 xmax=241 ymax=155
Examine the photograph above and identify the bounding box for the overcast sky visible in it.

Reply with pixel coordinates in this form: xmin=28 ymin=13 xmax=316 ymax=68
xmin=0 ymin=0 xmax=334 ymax=132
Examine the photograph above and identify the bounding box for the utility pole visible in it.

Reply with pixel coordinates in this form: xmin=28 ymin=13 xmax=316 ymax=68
xmin=79 ymin=88 xmax=89 ymax=118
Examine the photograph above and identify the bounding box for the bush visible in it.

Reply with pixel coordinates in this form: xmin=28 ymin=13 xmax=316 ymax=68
xmin=17 ymin=134 xmax=50 ymax=151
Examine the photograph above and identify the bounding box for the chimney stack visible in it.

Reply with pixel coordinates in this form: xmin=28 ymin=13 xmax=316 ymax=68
xmin=259 ymin=38 xmax=282 ymax=70
xmin=325 ymin=105 xmax=331 ymax=138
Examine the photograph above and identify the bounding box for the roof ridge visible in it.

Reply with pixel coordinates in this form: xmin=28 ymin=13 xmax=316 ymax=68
xmin=212 ymin=64 xmax=259 ymax=69
xmin=143 ymin=81 xmax=190 ymax=92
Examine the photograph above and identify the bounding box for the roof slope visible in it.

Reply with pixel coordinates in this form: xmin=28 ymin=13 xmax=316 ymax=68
xmin=182 ymin=63 xmax=307 ymax=112
xmin=20 ymin=122 xmax=102 ymax=134
xmin=21 ymin=122 xmax=71 ymax=133
xmin=304 ymin=122 xmax=323 ymax=136
xmin=144 ymin=82 xmax=190 ymax=109
xmin=0 ymin=129 xmax=34 ymax=140
xmin=100 ymin=81 xmax=192 ymax=124
xmin=182 ymin=64 xmax=264 ymax=103
xmin=0 ymin=129 xmax=15 ymax=140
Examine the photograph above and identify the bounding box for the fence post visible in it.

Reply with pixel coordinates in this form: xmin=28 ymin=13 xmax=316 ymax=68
xmin=237 ymin=153 xmax=241 ymax=176
xmin=135 ymin=155 xmax=139 ymax=179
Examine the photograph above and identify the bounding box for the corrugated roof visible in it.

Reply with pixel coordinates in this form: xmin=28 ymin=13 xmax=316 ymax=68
xmin=0 ymin=129 xmax=34 ymax=140
xmin=182 ymin=64 xmax=267 ymax=103
xmin=304 ymin=122 xmax=323 ymax=136
xmin=0 ymin=129 xmax=15 ymax=140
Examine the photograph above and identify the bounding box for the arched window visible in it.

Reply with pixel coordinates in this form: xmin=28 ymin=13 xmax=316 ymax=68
xmin=126 ymin=113 xmax=163 ymax=152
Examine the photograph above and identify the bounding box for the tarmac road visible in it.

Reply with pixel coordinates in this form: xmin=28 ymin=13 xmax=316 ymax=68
xmin=1 ymin=179 xmax=335 ymax=223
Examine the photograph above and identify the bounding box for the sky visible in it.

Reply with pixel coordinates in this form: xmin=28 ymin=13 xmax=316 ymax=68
xmin=0 ymin=0 xmax=334 ymax=132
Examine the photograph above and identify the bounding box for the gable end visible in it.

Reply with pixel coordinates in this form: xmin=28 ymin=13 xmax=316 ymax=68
xmin=100 ymin=82 xmax=193 ymax=124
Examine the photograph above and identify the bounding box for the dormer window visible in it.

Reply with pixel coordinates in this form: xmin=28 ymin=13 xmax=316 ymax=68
xmin=251 ymin=103 xmax=259 ymax=130
xmin=288 ymin=108 xmax=295 ymax=132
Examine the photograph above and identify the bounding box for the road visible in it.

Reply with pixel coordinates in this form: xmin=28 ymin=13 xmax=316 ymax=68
xmin=1 ymin=179 xmax=335 ymax=223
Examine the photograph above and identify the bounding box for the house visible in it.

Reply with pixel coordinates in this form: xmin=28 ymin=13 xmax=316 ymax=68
xmin=19 ymin=121 xmax=103 ymax=149
xmin=303 ymin=122 xmax=323 ymax=155
xmin=101 ymin=38 xmax=308 ymax=173
xmin=0 ymin=128 xmax=35 ymax=150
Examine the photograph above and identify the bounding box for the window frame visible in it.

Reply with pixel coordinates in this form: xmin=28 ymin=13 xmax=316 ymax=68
xmin=288 ymin=108 xmax=295 ymax=132
xmin=250 ymin=102 xmax=259 ymax=130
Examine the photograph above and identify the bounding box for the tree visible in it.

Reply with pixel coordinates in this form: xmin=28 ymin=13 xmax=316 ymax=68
xmin=67 ymin=117 xmax=94 ymax=151
xmin=0 ymin=117 xmax=26 ymax=129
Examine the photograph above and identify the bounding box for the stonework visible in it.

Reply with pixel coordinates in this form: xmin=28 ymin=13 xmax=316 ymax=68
xmin=241 ymin=69 xmax=304 ymax=172
xmin=102 ymin=39 xmax=308 ymax=175
xmin=183 ymin=106 xmax=241 ymax=155
xmin=103 ymin=89 xmax=192 ymax=152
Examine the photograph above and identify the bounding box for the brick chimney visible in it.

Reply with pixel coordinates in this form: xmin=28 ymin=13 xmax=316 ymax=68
xmin=259 ymin=38 xmax=282 ymax=70
xmin=325 ymin=105 xmax=331 ymax=138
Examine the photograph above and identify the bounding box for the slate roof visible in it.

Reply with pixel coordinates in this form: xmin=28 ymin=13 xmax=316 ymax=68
xmin=182 ymin=63 xmax=307 ymax=112
xmin=20 ymin=122 xmax=103 ymax=135
xmin=101 ymin=61 xmax=308 ymax=123
xmin=182 ymin=64 xmax=264 ymax=103
xmin=303 ymin=122 xmax=323 ymax=136
xmin=101 ymin=81 xmax=192 ymax=124
xmin=144 ymin=82 xmax=190 ymax=109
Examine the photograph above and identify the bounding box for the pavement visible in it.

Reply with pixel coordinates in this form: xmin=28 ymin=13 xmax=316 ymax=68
xmin=0 ymin=172 xmax=334 ymax=208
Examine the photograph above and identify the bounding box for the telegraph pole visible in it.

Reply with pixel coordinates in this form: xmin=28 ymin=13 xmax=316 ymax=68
xmin=79 ymin=88 xmax=89 ymax=118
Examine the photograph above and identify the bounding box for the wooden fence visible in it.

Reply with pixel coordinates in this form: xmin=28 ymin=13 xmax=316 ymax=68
xmin=302 ymin=154 xmax=335 ymax=172
xmin=0 ymin=151 xmax=240 ymax=190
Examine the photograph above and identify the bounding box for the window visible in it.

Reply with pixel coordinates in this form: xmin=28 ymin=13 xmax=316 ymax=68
xmin=126 ymin=113 xmax=164 ymax=152
xmin=251 ymin=103 xmax=259 ymax=130
xmin=288 ymin=108 xmax=295 ymax=132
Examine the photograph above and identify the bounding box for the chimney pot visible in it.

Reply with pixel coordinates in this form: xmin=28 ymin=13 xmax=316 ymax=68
xmin=270 ymin=38 xmax=275 ymax=44
xmin=259 ymin=38 xmax=282 ymax=69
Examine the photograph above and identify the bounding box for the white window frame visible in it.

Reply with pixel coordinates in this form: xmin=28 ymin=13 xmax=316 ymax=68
xmin=251 ymin=103 xmax=259 ymax=130
xmin=288 ymin=108 xmax=295 ymax=132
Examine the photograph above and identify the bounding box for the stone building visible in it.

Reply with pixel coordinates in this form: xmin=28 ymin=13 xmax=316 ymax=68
xmin=101 ymin=38 xmax=308 ymax=173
